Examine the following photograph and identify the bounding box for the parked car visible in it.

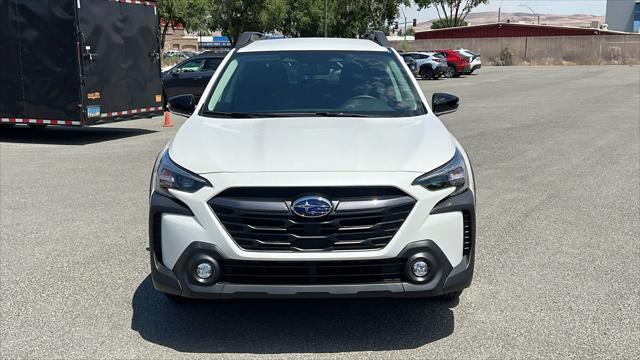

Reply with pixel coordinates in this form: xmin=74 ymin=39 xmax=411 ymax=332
xmin=152 ymin=31 xmax=476 ymax=302
xmin=161 ymin=51 xmax=229 ymax=103
xmin=456 ymin=48 xmax=482 ymax=74
xmin=179 ymin=51 xmax=198 ymax=59
xmin=433 ymin=49 xmax=471 ymax=78
xmin=402 ymin=54 xmax=418 ymax=73
xmin=401 ymin=52 xmax=448 ymax=80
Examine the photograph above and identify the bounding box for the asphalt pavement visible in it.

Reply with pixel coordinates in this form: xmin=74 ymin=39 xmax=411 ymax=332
xmin=1 ymin=66 xmax=638 ymax=359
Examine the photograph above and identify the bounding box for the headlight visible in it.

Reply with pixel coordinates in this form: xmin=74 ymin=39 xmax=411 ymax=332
xmin=152 ymin=150 xmax=212 ymax=197
xmin=412 ymin=148 xmax=468 ymax=196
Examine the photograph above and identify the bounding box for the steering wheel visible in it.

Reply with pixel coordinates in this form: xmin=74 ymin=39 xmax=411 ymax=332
xmin=346 ymin=95 xmax=377 ymax=102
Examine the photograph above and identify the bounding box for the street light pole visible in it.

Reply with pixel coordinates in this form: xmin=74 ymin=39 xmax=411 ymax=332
xmin=519 ymin=4 xmax=539 ymax=25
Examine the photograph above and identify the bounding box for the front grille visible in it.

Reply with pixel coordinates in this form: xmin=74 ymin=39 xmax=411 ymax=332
xmin=220 ymin=258 xmax=406 ymax=285
xmin=209 ymin=187 xmax=416 ymax=251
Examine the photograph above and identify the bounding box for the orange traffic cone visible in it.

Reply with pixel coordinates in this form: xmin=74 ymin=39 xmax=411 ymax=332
xmin=163 ymin=111 xmax=173 ymax=127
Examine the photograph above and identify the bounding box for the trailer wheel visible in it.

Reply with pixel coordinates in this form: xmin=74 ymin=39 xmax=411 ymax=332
xmin=28 ymin=124 xmax=48 ymax=130
xmin=0 ymin=123 xmax=16 ymax=129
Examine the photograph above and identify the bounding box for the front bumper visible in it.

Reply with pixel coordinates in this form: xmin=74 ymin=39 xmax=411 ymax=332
xmin=149 ymin=188 xmax=476 ymax=299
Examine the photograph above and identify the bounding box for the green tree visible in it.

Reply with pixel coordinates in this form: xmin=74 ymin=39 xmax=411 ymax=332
xmin=332 ymin=0 xmax=410 ymax=38
xmin=260 ymin=0 xmax=329 ymax=37
xmin=260 ymin=0 xmax=409 ymax=38
xmin=157 ymin=0 xmax=209 ymax=49
xmin=431 ymin=18 xmax=467 ymax=29
xmin=415 ymin=0 xmax=488 ymax=29
xmin=209 ymin=0 xmax=267 ymax=44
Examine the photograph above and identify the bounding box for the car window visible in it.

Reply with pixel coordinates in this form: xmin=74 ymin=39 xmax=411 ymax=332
xmin=203 ymin=58 xmax=224 ymax=71
xmin=204 ymin=51 xmax=426 ymax=118
xmin=175 ymin=58 xmax=205 ymax=73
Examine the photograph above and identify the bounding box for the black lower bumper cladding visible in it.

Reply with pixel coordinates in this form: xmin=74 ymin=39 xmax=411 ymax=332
xmin=149 ymin=190 xmax=476 ymax=299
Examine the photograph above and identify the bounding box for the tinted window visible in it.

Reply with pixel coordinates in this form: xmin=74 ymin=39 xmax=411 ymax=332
xmin=175 ymin=58 xmax=205 ymax=73
xmin=203 ymin=58 xmax=224 ymax=71
xmin=204 ymin=51 xmax=425 ymax=118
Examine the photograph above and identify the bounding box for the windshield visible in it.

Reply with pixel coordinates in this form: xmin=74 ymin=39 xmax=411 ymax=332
xmin=203 ymin=51 xmax=426 ymax=118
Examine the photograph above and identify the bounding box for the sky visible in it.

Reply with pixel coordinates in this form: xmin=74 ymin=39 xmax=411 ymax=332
xmin=401 ymin=0 xmax=608 ymax=23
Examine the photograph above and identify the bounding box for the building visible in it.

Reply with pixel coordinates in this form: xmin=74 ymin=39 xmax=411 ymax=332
xmin=606 ymin=0 xmax=640 ymax=32
xmin=415 ymin=22 xmax=628 ymax=40
xmin=160 ymin=20 xmax=198 ymax=52
xmin=198 ymin=35 xmax=232 ymax=50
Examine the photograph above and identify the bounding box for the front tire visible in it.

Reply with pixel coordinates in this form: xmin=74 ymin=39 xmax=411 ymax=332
xmin=420 ymin=67 xmax=434 ymax=80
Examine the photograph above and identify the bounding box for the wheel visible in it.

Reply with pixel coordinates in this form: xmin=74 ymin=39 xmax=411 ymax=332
xmin=436 ymin=290 xmax=463 ymax=301
xmin=0 ymin=123 xmax=16 ymax=128
xmin=444 ymin=65 xmax=456 ymax=78
xmin=28 ymin=124 xmax=47 ymax=129
xmin=419 ymin=67 xmax=434 ymax=80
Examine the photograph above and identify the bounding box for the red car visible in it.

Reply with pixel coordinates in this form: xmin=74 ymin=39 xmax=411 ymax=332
xmin=434 ymin=49 xmax=471 ymax=78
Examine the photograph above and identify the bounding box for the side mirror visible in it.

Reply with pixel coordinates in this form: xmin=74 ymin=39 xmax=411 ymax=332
xmin=167 ymin=94 xmax=196 ymax=116
xmin=432 ymin=93 xmax=459 ymax=116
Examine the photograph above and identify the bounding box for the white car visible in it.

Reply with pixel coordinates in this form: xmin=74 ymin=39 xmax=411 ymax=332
xmin=402 ymin=51 xmax=448 ymax=79
xmin=150 ymin=31 xmax=476 ymax=301
xmin=457 ymin=48 xmax=482 ymax=74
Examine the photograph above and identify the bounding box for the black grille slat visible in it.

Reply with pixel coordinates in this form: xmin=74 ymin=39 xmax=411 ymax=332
xmin=210 ymin=187 xmax=416 ymax=251
xmin=463 ymin=211 xmax=472 ymax=256
xmin=220 ymin=258 xmax=407 ymax=284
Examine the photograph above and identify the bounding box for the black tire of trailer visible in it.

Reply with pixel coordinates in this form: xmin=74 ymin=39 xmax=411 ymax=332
xmin=28 ymin=124 xmax=48 ymax=129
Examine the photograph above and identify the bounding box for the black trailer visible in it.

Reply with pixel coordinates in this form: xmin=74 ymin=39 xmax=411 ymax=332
xmin=0 ymin=0 xmax=163 ymax=127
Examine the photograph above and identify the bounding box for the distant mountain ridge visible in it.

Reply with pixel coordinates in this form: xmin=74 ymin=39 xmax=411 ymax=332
xmin=414 ymin=11 xmax=605 ymax=31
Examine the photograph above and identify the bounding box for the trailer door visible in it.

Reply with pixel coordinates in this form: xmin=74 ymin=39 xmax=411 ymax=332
xmin=77 ymin=0 xmax=162 ymax=124
xmin=0 ymin=0 xmax=82 ymax=126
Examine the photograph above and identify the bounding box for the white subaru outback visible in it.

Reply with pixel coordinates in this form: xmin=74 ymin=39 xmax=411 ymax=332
xmin=150 ymin=31 xmax=476 ymax=301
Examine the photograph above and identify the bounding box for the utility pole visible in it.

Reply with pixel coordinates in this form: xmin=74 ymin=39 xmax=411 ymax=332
xmin=400 ymin=6 xmax=407 ymax=41
xmin=324 ymin=0 xmax=328 ymax=37
xmin=498 ymin=7 xmax=501 ymax=23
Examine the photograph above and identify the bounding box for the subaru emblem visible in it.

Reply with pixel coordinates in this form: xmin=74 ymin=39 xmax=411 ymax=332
xmin=291 ymin=196 xmax=333 ymax=218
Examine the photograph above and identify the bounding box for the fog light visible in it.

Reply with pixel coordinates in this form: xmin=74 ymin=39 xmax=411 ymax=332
xmin=411 ymin=260 xmax=429 ymax=277
xmin=196 ymin=262 xmax=213 ymax=279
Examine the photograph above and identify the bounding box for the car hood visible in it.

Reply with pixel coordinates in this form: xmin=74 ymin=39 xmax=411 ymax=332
xmin=169 ymin=114 xmax=456 ymax=174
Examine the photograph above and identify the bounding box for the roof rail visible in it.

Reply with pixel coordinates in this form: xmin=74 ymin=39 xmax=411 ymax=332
xmin=361 ymin=30 xmax=390 ymax=47
xmin=235 ymin=32 xmax=264 ymax=49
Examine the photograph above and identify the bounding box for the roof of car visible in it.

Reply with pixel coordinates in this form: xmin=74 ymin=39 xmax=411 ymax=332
xmin=237 ymin=37 xmax=389 ymax=53
xmin=193 ymin=50 xmax=230 ymax=58
xmin=406 ymin=51 xmax=436 ymax=56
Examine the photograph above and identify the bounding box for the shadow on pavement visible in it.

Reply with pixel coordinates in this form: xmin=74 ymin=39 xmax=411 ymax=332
xmin=0 ymin=125 xmax=156 ymax=145
xmin=131 ymin=276 xmax=456 ymax=354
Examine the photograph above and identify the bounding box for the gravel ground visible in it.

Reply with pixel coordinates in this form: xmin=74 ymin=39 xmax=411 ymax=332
xmin=1 ymin=66 xmax=638 ymax=359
